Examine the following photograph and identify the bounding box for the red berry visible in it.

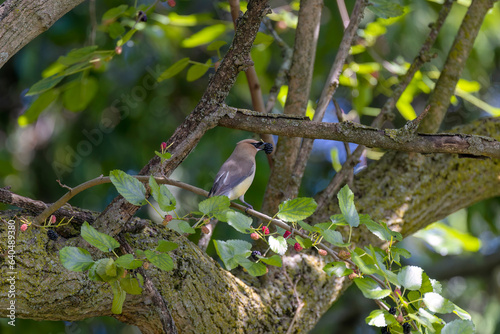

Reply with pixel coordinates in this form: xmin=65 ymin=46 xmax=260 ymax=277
xmin=250 ymin=233 xmax=259 ymax=240
xmin=115 ymin=46 xmax=122 ymax=55
xmin=49 ymin=215 xmax=56 ymax=225
xmin=162 ymin=215 xmax=173 ymax=226
xmin=161 ymin=142 xmax=167 ymax=151
xmin=294 ymin=243 xmax=303 ymax=252
xmin=348 ymin=272 xmax=358 ymax=280
xmin=167 ymin=0 xmax=176 ymax=7
xmin=338 ymin=250 xmax=351 ymax=260
xmin=283 ymin=230 xmax=291 ymax=239
xmin=20 ymin=224 xmax=28 ymax=232
xmin=318 ymin=249 xmax=327 ymax=256
xmin=262 ymin=226 xmax=270 ymax=235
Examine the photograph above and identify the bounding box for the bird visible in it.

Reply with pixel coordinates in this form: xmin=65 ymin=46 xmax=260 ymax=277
xmin=208 ymin=139 xmax=273 ymax=210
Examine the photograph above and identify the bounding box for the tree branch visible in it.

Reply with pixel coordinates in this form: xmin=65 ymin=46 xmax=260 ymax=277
xmin=418 ymin=0 xmax=497 ymax=133
xmin=0 ymin=0 xmax=86 ymax=69
xmin=219 ymin=108 xmax=500 ymax=158
xmin=262 ymin=0 xmax=323 ymax=214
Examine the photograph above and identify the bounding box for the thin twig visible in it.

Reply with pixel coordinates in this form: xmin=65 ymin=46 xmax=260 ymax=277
xmin=284 ymin=269 xmax=304 ymax=334
xmin=335 ymin=0 xmax=350 ymax=29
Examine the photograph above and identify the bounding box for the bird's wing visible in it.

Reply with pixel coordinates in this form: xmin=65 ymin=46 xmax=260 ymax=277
xmin=208 ymin=159 xmax=255 ymax=198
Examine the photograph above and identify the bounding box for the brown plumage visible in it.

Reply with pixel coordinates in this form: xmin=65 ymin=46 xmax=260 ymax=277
xmin=208 ymin=139 xmax=267 ymax=209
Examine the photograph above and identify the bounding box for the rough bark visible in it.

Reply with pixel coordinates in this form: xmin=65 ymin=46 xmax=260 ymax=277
xmin=0 ymin=0 xmax=86 ymax=69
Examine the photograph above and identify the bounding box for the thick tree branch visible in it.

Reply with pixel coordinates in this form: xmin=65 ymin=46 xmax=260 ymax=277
xmin=0 ymin=0 xmax=86 ymax=69
xmin=219 ymin=108 xmax=500 ymax=158
xmin=418 ymin=0 xmax=497 ymax=133
xmin=262 ymin=0 xmax=323 ymax=214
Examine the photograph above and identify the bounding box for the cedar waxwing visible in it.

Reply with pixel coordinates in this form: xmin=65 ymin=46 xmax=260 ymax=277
xmin=209 ymin=139 xmax=272 ymax=209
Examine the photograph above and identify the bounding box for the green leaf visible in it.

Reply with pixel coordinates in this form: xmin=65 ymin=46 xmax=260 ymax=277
xmin=81 ymin=221 xmax=120 ymax=253
xmin=186 ymin=59 xmax=212 ymax=82
xmin=102 ymin=5 xmax=129 ymax=21
xmin=442 ymin=320 xmax=475 ymax=334
xmin=95 ymin=258 xmax=122 ymax=282
xmin=181 ymin=24 xmax=227 ymax=48
xmin=298 ymin=220 xmax=316 ymax=232
xmin=268 ymin=235 xmax=288 ymax=256
xmin=144 ymin=250 xmax=174 ymax=271
xmin=59 ymin=247 xmax=94 ymax=272
xmin=88 ymin=262 xmax=104 ymax=282
xmin=156 ymin=240 xmax=178 ymax=252
xmin=199 ymin=195 xmax=230 ymax=215
xmin=207 ymin=40 xmax=227 ymax=51
xmin=351 ymin=248 xmax=378 ymax=275
xmin=155 ymin=150 xmax=172 ymax=162
xmin=354 ymin=277 xmax=391 ymax=299
xmin=57 ymin=46 xmax=99 ymax=66
xmin=18 ymin=89 xmax=59 ymax=126
xmin=62 ymin=77 xmax=98 ymax=112
xmin=323 ymin=261 xmax=353 ymax=277
xmin=367 ymin=0 xmax=405 ymax=19
xmin=361 ymin=217 xmax=393 ymax=241
xmin=259 ymin=255 xmax=282 ymax=267
xmin=110 ymin=280 xmax=127 ymax=314
xmin=295 ymin=235 xmax=313 ymax=249
xmin=120 ymin=274 xmax=143 ymax=295
xmin=236 ymin=256 xmax=268 ymax=276
xmin=226 ymin=211 xmax=253 ymax=234
xmin=158 ymin=58 xmax=190 ymax=82
xmin=115 ymin=254 xmax=143 ymax=269
xmin=366 ymin=309 xmax=396 ymax=327
xmin=117 ymin=29 xmax=137 ymax=47
xmin=149 ymin=176 xmax=176 ymax=212
xmin=419 ymin=272 xmax=434 ymax=294
xmin=322 ymin=229 xmax=350 ymax=247
xmin=26 ymin=75 xmax=64 ymax=96
xmin=277 ymin=197 xmax=317 ymax=222
xmin=253 ymin=32 xmax=274 ymax=47
xmin=391 ymin=246 xmax=411 ymax=264
xmin=108 ymin=22 xmax=126 ymax=39
xmin=109 ymin=170 xmax=147 ymax=206
xmin=337 ymin=185 xmax=359 ymax=227
xmin=213 ymin=239 xmax=252 ymax=271
xmin=166 ymin=220 xmax=196 ymax=234
xmin=423 ymin=292 xmax=455 ymax=314
xmin=398 ymin=266 xmax=423 ymax=291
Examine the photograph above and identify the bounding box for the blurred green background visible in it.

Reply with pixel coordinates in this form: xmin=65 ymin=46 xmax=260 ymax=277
xmin=1 ymin=0 xmax=500 ymax=332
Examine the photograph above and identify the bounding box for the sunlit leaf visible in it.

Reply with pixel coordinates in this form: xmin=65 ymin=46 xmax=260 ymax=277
xmin=181 ymin=24 xmax=227 ymax=48
xmin=18 ymin=89 xmax=59 ymax=126
xmin=81 ymin=221 xmax=120 ymax=253
xmin=277 ymin=197 xmax=317 ymax=222
xmin=226 ymin=211 xmax=253 ymax=234
xmin=158 ymin=58 xmax=190 ymax=82
xmin=354 ymin=277 xmax=391 ymax=299
xmin=337 ymin=185 xmax=359 ymax=227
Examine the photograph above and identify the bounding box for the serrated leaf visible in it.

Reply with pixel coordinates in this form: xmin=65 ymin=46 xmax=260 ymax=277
xmin=59 ymin=247 xmax=94 ymax=272
xmin=423 ymin=292 xmax=455 ymax=314
xmin=207 ymin=40 xmax=227 ymax=51
xmin=110 ymin=280 xmax=127 ymax=314
xmin=398 ymin=266 xmax=423 ymax=291
xmin=337 ymin=185 xmax=359 ymax=227
xmin=199 ymin=195 xmax=230 ymax=215
xmin=115 ymin=254 xmax=143 ymax=269
xmin=149 ymin=175 xmax=176 ymax=212
xmin=158 ymin=58 xmax=190 ymax=82
xmin=18 ymin=89 xmax=59 ymax=126
xmin=351 ymin=248 xmax=378 ymax=275
xmin=156 ymin=240 xmax=178 ymax=252
xmin=181 ymin=24 xmax=227 ymax=48
xmin=259 ymin=255 xmax=282 ymax=267
xmin=391 ymin=247 xmax=411 ymax=264
xmin=298 ymin=220 xmax=316 ymax=232
xmin=323 ymin=261 xmax=353 ymax=277
xmin=354 ymin=277 xmax=391 ymax=299
xmin=120 ymin=274 xmax=143 ymax=295
xmin=361 ymin=217 xmax=393 ymax=241
xmin=166 ymin=220 xmax=196 ymax=234
xmin=213 ymin=239 xmax=252 ymax=271
xmin=277 ymin=197 xmax=317 ymax=222
xmin=186 ymin=59 xmax=212 ymax=82
xmin=109 ymin=170 xmax=147 ymax=206
xmin=62 ymin=77 xmax=98 ymax=112
xmin=236 ymin=256 xmax=267 ymax=277
xmin=144 ymin=250 xmax=174 ymax=271
xmin=81 ymin=221 xmax=120 ymax=253
xmin=295 ymin=235 xmax=313 ymax=249
xmin=322 ymin=229 xmax=350 ymax=247
xmin=88 ymin=262 xmax=104 ymax=282
xmin=102 ymin=5 xmax=129 ymax=21
xmin=226 ymin=211 xmax=253 ymax=234
xmin=268 ymin=235 xmax=288 ymax=256
xmin=442 ymin=320 xmax=475 ymax=334
xmin=366 ymin=309 xmax=396 ymax=327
